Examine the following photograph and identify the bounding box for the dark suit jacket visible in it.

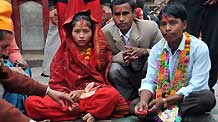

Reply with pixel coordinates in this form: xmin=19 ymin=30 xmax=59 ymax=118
xmin=0 ymin=66 xmax=47 ymax=122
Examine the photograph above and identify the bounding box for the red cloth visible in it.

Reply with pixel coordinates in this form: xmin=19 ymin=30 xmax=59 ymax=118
xmin=25 ymin=0 xmax=128 ymax=121
xmin=56 ymin=2 xmax=67 ymax=42
xmin=50 ymin=0 xmax=110 ymax=92
xmin=135 ymin=7 xmax=144 ymax=19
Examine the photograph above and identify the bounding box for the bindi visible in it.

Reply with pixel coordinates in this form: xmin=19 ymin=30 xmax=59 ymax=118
xmin=118 ymin=8 xmax=123 ymax=13
xmin=79 ymin=19 xmax=84 ymax=27
xmin=162 ymin=14 xmax=170 ymax=21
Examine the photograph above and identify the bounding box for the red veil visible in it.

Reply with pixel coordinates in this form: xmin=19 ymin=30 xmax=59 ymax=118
xmin=49 ymin=0 xmax=112 ymax=92
xmin=25 ymin=1 xmax=129 ymax=120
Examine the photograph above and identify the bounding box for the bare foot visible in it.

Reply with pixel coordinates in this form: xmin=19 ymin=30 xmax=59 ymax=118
xmin=82 ymin=113 xmax=95 ymax=122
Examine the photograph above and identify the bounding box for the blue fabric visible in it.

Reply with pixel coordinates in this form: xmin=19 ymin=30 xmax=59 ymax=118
xmin=2 ymin=58 xmax=31 ymax=113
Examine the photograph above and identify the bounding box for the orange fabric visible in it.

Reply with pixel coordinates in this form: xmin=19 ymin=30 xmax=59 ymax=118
xmin=0 ymin=0 xmax=13 ymax=32
xmin=25 ymin=0 xmax=128 ymax=121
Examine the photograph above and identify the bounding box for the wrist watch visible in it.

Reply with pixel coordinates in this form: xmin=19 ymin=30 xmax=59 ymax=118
xmin=162 ymin=98 xmax=168 ymax=108
xmin=0 ymin=58 xmax=4 ymax=71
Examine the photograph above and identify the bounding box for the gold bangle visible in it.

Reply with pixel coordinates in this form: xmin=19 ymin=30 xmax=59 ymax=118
xmin=162 ymin=98 xmax=167 ymax=108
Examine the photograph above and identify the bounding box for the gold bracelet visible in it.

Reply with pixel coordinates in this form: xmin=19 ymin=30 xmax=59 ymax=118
xmin=162 ymin=98 xmax=167 ymax=108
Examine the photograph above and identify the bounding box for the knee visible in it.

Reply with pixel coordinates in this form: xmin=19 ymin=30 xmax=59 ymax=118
xmin=129 ymin=98 xmax=140 ymax=115
xmin=200 ymin=90 xmax=216 ymax=110
xmin=24 ymin=96 xmax=42 ymax=118
xmin=192 ymin=90 xmax=216 ymax=109
xmin=105 ymin=87 xmax=120 ymax=101
xmin=181 ymin=90 xmax=216 ymax=114
xmin=108 ymin=63 xmax=123 ymax=80
xmin=25 ymin=96 xmax=38 ymax=108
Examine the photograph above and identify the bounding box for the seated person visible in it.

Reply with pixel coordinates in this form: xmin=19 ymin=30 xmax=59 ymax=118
xmin=0 ymin=1 xmax=73 ymax=121
xmin=1 ymin=0 xmax=31 ymax=113
xmin=131 ymin=3 xmax=216 ymax=122
xmin=24 ymin=0 xmax=129 ymax=122
xmin=102 ymin=0 xmax=163 ymax=101
xmin=2 ymin=55 xmax=29 ymax=114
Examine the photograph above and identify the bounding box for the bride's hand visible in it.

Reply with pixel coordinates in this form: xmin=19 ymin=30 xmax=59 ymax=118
xmin=69 ymin=90 xmax=85 ymax=102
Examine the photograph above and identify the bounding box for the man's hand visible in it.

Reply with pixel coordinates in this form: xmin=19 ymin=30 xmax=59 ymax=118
xmin=204 ymin=0 xmax=218 ymax=5
xmin=49 ymin=9 xmax=58 ymax=25
xmin=10 ymin=67 xmax=26 ymax=75
xmin=148 ymin=99 xmax=164 ymax=114
xmin=46 ymin=87 xmax=73 ymax=107
xmin=123 ymin=46 xmax=148 ymax=64
xmin=134 ymin=100 xmax=148 ymax=117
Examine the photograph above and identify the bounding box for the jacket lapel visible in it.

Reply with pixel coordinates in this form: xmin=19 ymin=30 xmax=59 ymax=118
xmin=129 ymin=21 xmax=140 ymax=47
xmin=111 ymin=25 xmax=126 ymax=51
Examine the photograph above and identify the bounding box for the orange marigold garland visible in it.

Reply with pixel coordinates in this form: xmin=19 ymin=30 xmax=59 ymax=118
xmin=156 ymin=32 xmax=191 ymax=99
xmin=84 ymin=47 xmax=92 ymax=60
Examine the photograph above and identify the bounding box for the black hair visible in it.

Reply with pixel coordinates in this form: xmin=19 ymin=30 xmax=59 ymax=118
xmin=0 ymin=29 xmax=12 ymax=40
xmin=65 ymin=12 xmax=93 ymax=39
xmin=110 ymin=0 xmax=136 ymax=12
xmin=158 ymin=3 xmax=187 ymax=22
xmin=135 ymin=0 xmax=145 ymax=9
xmin=100 ymin=0 xmax=111 ymax=6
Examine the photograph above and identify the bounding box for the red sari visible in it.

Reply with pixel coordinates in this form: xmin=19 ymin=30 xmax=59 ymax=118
xmin=25 ymin=0 xmax=128 ymax=121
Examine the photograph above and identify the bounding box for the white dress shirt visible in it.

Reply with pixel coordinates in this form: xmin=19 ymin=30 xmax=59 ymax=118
xmin=119 ymin=26 xmax=132 ymax=46
xmin=139 ymin=33 xmax=210 ymax=97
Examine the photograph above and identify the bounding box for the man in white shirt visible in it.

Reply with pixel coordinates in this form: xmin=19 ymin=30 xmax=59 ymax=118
xmin=132 ymin=3 xmax=216 ymax=121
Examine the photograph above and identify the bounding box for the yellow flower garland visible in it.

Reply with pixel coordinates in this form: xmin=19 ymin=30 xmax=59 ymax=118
xmin=84 ymin=47 xmax=92 ymax=60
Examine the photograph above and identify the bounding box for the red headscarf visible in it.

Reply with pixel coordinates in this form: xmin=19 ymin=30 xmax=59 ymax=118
xmin=49 ymin=0 xmax=112 ymax=92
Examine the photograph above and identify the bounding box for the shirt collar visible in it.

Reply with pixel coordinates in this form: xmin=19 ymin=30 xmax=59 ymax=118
xmin=163 ymin=33 xmax=186 ymax=52
xmin=119 ymin=25 xmax=132 ymax=39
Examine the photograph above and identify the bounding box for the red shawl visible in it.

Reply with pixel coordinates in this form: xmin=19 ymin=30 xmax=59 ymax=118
xmin=49 ymin=0 xmax=112 ymax=92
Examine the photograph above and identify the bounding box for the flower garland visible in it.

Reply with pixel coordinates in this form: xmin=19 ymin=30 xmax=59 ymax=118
xmin=84 ymin=47 xmax=92 ymax=61
xmin=156 ymin=32 xmax=191 ymax=99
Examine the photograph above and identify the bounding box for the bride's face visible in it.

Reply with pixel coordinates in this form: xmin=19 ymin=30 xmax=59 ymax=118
xmin=71 ymin=19 xmax=92 ymax=49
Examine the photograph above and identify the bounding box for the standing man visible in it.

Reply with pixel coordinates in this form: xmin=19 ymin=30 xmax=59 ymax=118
xmin=101 ymin=0 xmax=112 ymax=26
xmin=102 ymin=0 xmax=162 ymax=100
xmin=170 ymin=0 xmax=218 ymax=92
xmin=132 ymin=4 xmax=216 ymax=121
xmin=49 ymin=0 xmax=68 ymax=42
xmin=0 ymin=1 xmax=73 ymax=122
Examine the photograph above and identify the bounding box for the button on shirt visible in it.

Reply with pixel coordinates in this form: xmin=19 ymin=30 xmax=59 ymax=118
xmin=119 ymin=26 xmax=132 ymax=46
xmin=139 ymin=33 xmax=210 ymax=97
